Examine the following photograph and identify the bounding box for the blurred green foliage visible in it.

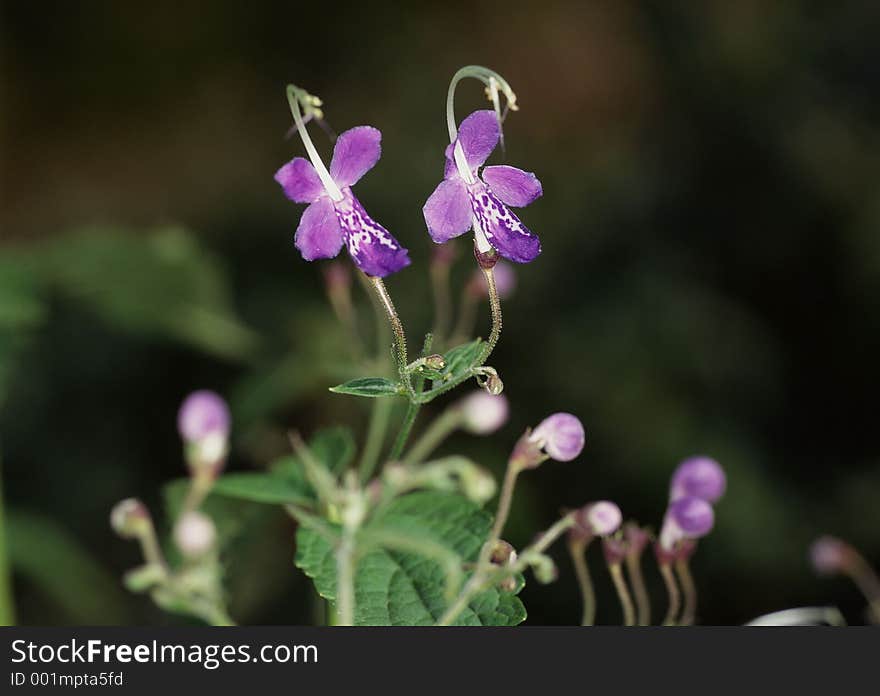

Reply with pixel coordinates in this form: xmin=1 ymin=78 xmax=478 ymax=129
xmin=2 ymin=0 xmax=879 ymax=625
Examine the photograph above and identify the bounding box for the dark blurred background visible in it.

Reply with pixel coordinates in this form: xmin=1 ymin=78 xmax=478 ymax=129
xmin=2 ymin=0 xmax=879 ymax=625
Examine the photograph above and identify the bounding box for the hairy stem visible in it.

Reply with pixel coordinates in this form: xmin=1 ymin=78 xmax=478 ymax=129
xmin=609 ymin=563 xmax=636 ymax=626
xmin=675 ymin=558 xmax=698 ymax=626
xmin=365 ymin=275 xmax=412 ymax=395
xmin=659 ymin=563 xmax=680 ymax=626
xmin=478 ymin=266 xmax=503 ymax=365
xmin=568 ymin=538 xmax=595 ymax=626
xmin=389 ymin=401 xmax=420 ymax=461
xmin=626 ymin=552 xmax=651 ymax=626
xmin=489 ymin=463 xmax=520 ymax=544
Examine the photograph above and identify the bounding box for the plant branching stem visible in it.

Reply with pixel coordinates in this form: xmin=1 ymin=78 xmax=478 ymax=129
xmin=478 ymin=266 xmax=503 ymax=365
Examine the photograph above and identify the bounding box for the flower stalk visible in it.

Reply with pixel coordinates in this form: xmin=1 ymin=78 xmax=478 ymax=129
xmin=568 ymin=537 xmax=596 ymax=626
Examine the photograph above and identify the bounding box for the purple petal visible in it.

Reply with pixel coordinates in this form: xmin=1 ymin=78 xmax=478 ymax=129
xmin=274 ymin=157 xmax=325 ymax=203
xmin=295 ymin=196 xmax=345 ymax=261
xmin=456 ymin=110 xmax=500 ymax=170
xmin=329 ymin=126 xmax=382 ymax=188
xmin=469 ymin=184 xmax=541 ymax=263
xmin=481 ymin=165 xmax=543 ymax=207
xmin=336 ymin=191 xmax=410 ymax=277
xmin=443 ymin=143 xmax=458 ymax=180
xmin=423 ymin=178 xmax=472 ymax=243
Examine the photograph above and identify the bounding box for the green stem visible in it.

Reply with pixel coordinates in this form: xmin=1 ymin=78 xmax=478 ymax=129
xmin=436 ymin=514 xmax=573 ymax=626
xmin=0 ymin=452 xmax=15 ymax=626
xmin=403 ymin=408 xmax=463 ymax=464
xmin=675 ymin=558 xmax=698 ymax=626
xmin=335 ymin=530 xmax=356 ymax=626
xmin=626 ymin=552 xmax=651 ymax=626
xmin=489 ymin=463 xmax=519 ymax=545
xmin=359 ymin=398 xmax=392 ymax=483
xmin=659 ymin=562 xmax=680 ymax=626
xmin=366 ymin=275 xmax=414 ymax=399
xmin=609 ymin=562 xmax=636 ymax=626
xmin=389 ymin=401 xmax=420 ymax=461
xmin=568 ymin=538 xmax=595 ymax=626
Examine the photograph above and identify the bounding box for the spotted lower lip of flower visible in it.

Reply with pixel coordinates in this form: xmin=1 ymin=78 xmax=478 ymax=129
xmin=422 ymin=110 xmax=543 ymax=263
xmin=275 ymin=125 xmax=410 ymax=277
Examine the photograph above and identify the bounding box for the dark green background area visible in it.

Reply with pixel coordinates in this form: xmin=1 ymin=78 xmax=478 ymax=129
xmin=2 ymin=0 xmax=879 ymax=625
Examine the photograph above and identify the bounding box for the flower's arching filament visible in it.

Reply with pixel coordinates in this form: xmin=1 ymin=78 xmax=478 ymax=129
xmin=445 ymin=65 xmax=518 ymax=185
xmin=286 ymin=84 xmax=344 ymax=202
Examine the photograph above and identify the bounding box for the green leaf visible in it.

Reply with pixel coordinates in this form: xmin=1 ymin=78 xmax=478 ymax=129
xmin=441 ymin=339 xmax=483 ymax=380
xmin=308 ymin=427 xmax=356 ymax=473
xmin=294 ymin=491 xmax=526 ymax=626
xmin=213 ymin=427 xmax=356 ymax=506
xmin=211 ymin=473 xmax=313 ymax=506
xmin=329 ymin=377 xmax=403 ymax=398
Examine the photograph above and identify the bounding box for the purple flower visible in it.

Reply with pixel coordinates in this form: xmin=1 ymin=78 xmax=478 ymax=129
xmin=423 ymin=110 xmax=543 ymax=263
xmin=529 ymin=412 xmax=585 ymax=462
xmin=275 ymin=127 xmax=410 ymax=277
xmin=659 ymin=496 xmax=715 ymax=550
xmin=177 ymin=390 xmax=230 ymax=443
xmin=670 ymin=456 xmax=726 ymax=504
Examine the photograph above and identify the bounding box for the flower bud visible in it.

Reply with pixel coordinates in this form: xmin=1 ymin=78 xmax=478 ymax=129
xmin=423 ymin=354 xmax=447 ymax=371
xmin=110 ymin=498 xmax=151 ymax=539
xmin=809 ymin=535 xmax=853 ymax=576
xmin=623 ymin=522 xmax=650 ymax=557
xmin=173 ymin=511 xmax=217 ymax=558
xmin=670 ymin=456 xmax=726 ymax=504
xmin=573 ymin=500 xmax=623 ymax=540
xmin=659 ymin=496 xmax=714 ymax=550
xmin=177 ymin=390 xmax=230 ymax=444
xmin=602 ymin=535 xmax=628 ymax=565
xmin=459 ymin=391 xmax=509 ymax=435
xmin=531 ymin=554 xmax=558 ymax=584
xmin=459 ymin=465 xmax=497 ymax=504
xmin=528 ymin=412 xmax=585 ymax=462
xmin=490 ymin=540 xmax=517 ymax=565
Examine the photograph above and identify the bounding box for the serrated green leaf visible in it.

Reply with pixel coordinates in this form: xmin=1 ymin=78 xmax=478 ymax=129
xmin=329 ymin=377 xmax=402 ymax=398
xmin=211 ymin=473 xmax=313 ymax=506
xmin=294 ymin=491 xmax=526 ymax=626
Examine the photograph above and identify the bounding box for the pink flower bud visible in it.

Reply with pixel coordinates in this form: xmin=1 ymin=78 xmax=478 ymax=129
xmin=459 ymin=391 xmax=509 ymax=435
xmin=659 ymin=496 xmax=715 ymax=550
xmin=809 ymin=535 xmax=852 ymax=576
xmin=177 ymin=390 xmax=230 ymax=444
xmin=174 ymin=511 xmax=217 ymax=558
xmin=670 ymin=456 xmax=726 ymax=504
xmin=574 ymin=500 xmax=623 ymax=538
xmin=529 ymin=412 xmax=585 ymax=462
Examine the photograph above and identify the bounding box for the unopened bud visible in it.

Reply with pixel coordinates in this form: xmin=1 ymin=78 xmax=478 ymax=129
xmin=459 ymin=466 xmax=497 ymax=504
xmin=602 ymin=535 xmax=628 ymax=565
xmin=474 ymin=244 xmax=499 ymax=270
xmin=573 ymin=501 xmax=623 ymax=540
xmin=174 ymin=511 xmax=217 ymax=558
xmin=110 ymin=498 xmax=151 ymax=539
xmin=530 ymin=554 xmax=558 ymax=584
xmin=423 ymin=354 xmax=447 ymax=371
xmin=490 ymin=540 xmax=517 ymax=565
xmin=529 ymin=412 xmax=585 ymax=462
xmin=459 ymin=391 xmax=509 ymax=435
xmin=809 ymin=535 xmax=854 ymax=576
